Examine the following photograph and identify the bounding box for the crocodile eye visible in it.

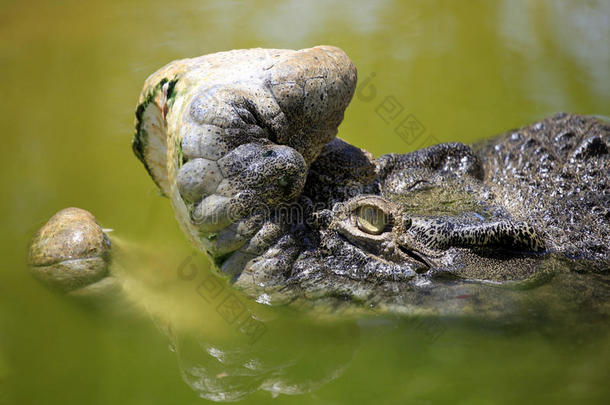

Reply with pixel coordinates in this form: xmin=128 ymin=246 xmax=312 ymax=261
xmin=355 ymin=205 xmax=388 ymax=235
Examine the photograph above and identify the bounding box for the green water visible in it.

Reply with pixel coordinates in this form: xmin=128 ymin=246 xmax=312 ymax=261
xmin=1 ymin=0 xmax=609 ymax=404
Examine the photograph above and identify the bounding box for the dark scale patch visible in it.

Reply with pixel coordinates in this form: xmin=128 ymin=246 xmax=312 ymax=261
xmin=520 ymin=137 xmax=539 ymax=151
xmin=571 ymin=136 xmax=608 ymax=160
xmin=133 ymin=77 xmax=179 ymax=190
xmin=554 ymin=131 xmax=576 ymax=151
xmin=212 ymin=252 xmax=233 ymax=268
xmin=165 ymin=79 xmax=178 ymax=104
xmin=133 ymin=99 xmax=156 ymax=165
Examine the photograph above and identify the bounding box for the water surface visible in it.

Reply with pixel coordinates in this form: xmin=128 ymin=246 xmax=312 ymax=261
xmin=1 ymin=0 xmax=609 ymax=404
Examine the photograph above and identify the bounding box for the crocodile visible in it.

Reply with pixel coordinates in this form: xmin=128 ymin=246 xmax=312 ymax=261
xmin=28 ymin=46 xmax=609 ymax=315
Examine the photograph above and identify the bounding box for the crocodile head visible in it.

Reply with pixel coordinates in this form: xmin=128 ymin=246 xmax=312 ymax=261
xmin=29 ymin=47 xmax=608 ymax=314
xmin=127 ymin=46 xmax=610 ymax=306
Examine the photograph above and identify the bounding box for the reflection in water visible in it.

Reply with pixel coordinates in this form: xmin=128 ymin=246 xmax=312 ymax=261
xmin=122 ymin=248 xmax=607 ymax=402
xmin=110 ymin=245 xmax=362 ymax=401
xmin=168 ymin=318 xmax=358 ymax=401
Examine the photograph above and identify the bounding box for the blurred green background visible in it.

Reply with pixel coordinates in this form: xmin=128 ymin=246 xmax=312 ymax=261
xmin=1 ymin=0 xmax=609 ymax=404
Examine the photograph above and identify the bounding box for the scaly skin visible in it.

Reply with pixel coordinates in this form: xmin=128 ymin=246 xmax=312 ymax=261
xmin=132 ymin=46 xmax=356 ymax=280
xmin=28 ymin=46 xmax=609 ymax=315
xmin=477 ymin=113 xmax=609 ymax=263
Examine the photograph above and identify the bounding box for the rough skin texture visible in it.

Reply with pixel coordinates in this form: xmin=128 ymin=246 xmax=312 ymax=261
xmin=133 ymin=46 xmax=609 ymax=312
xmin=477 ymin=113 xmax=609 ymax=263
xmin=133 ymin=46 xmax=357 ymax=280
xmin=28 ymin=208 xmax=111 ymax=292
